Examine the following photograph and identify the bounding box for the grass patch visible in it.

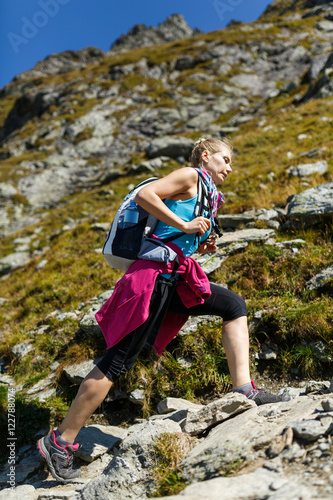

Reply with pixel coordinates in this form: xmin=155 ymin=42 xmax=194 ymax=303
xmin=149 ymin=433 xmax=193 ymax=497
xmin=278 ymin=344 xmax=322 ymax=378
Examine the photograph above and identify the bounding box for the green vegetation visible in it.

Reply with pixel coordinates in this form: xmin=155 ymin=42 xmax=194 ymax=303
xmin=149 ymin=433 xmax=192 ymax=497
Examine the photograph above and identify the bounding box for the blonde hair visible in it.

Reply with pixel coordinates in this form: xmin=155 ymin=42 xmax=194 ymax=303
xmin=190 ymin=137 xmax=233 ymax=168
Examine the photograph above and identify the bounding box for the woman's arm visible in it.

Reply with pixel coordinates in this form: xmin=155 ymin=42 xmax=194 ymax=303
xmin=135 ymin=167 xmax=211 ymax=236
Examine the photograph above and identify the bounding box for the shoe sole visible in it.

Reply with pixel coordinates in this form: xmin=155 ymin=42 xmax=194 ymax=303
xmin=37 ymin=437 xmax=72 ymax=484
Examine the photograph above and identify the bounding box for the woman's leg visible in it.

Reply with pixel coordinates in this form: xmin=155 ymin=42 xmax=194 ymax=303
xmin=58 ymin=366 xmax=113 ymax=442
xmin=222 ymin=316 xmax=251 ymax=389
xmin=167 ymin=283 xmax=250 ymax=388
xmin=58 ymin=274 xmax=176 ymax=442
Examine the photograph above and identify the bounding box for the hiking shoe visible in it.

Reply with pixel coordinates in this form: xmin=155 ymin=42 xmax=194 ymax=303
xmin=245 ymin=381 xmax=283 ymax=406
xmin=37 ymin=430 xmax=81 ymax=482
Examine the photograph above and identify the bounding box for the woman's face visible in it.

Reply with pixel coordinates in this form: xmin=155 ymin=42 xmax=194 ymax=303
xmin=202 ymin=146 xmax=232 ymax=185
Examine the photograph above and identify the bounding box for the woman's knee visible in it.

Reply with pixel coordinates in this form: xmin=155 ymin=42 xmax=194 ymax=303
xmin=225 ymin=294 xmax=248 ymax=321
xmin=81 ymin=366 xmax=112 ymax=393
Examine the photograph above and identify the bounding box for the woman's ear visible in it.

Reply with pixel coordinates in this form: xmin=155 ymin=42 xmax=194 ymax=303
xmin=201 ymin=149 xmax=210 ymax=165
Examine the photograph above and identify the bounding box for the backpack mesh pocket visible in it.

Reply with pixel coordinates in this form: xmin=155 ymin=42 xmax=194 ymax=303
xmin=112 ymin=218 xmax=147 ymax=260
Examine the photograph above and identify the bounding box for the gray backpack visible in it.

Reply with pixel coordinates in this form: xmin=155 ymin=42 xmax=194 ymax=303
xmin=102 ymin=176 xmax=211 ymax=272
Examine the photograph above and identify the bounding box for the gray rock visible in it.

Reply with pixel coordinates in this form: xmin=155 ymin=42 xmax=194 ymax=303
xmin=276 ymin=238 xmax=306 ymax=248
xmin=300 ymin=48 xmax=333 ymax=100
xmin=0 ymin=374 xmax=15 ymax=385
xmin=0 ymin=485 xmax=36 ymax=500
xmin=2 ymin=86 xmax=65 ymax=139
xmin=305 ymin=52 xmax=333 ymax=81
xmin=0 ymin=449 xmax=42 ymax=486
xmin=56 ymin=311 xmax=78 ymax=322
xmin=194 ymin=241 xmax=249 ymax=274
xmin=305 ymin=380 xmax=331 ymax=393
xmin=91 ymin=222 xmax=110 ymax=232
xmin=287 ymin=419 xmax=325 ymax=442
xmin=178 ymin=315 xmax=219 ymax=336
xmin=278 ymin=387 xmax=304 ymax=400
xmin=156 ymin=467 xmax=318 ymax=500
xmin=65 ymin=101 xmax=115 ymax=141
xmin=150 ymin=408 xmax=189 ymax=424
xmin=79 ymin=311 xmax=102 ymax=335
xmin=289 ymin=160 xmax=328 ymax=177
xmin=11 ymin=340 xmax=33 ymax=358
xmin=183 ymin=393 xmax=256 ymax=435
xmin=30 ymin=387 xmax=56 ymax=402
xmin=80 ymin=419 xmax=181 ymax=500
xmin=259 ymin=348 xmax=277 ymax=360
xmin=79 ymin=289 xmax=113 ymax=335
xmin=0 ymin=183 xmax=17 ymax=200
xmin=157 ymin=397 xmax=204 ymax=414
xmin=129 ymin=388 xmax=145 ymax=405
xmin=76 ymin=424 xmax=127 ymax=462
xmin=256 ymin=208 xmax=280 ymax=221
xmin=0 ymin=251 xmax=31 ymax=275
xmin=64 ymin=359 xmax=102 ymax=384
xmin=37 ymin=491 xmax=79 ymax=500
xmin=305 ymin=266 xmax=333 ymax=290
xmin=139 ymin=157 xmax=163 ymax=171
xmin=193 ymin=250 xmax=229 ymax=274
xmin=286 ymin=182 xmax=333 ymax=227
xmin=217 ymin=213 xmax=256 ymax=229
xmin=279 ymin=441 xmax=306 ymax=461
xmin=267 ymin=219 xmax=280 ymax=230
xmin=14 ymin=47 xmax=104 ymax=81
xmin=18 ymin=159 xmax=88 ymax=209
xmin=35 ymin=259 xmax=48 ymax=271
xmin=322 ymin=399 xmax=333 ymax=412
xmin=147 ymin=135 xmax=194 ymax=159
xmin=76 ymin=135 xmax=114 ymax=158
xmin=26 ymin=373 xmax=56 ymax=397
xmin=186 ymin=111 xmax=216 ymax=129
xmin=316 ymin=19 xmax=333 ymax=31
xmin=181 ymin=397 xmax=320 ymax=482
xmin=229 ymin=73 xmax=277 ymax=98
xmin=129 ymin=157 xmax=163 ymax=175
xmin=217 ymin=228 xmax=275 ymax=247
xmin=110 ymin=14 xmax=202 ymax=53
xmin=310 ymin=340 xmax=332 ymax=363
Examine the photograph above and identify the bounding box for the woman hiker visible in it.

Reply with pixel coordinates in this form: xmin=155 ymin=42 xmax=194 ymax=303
xmin=37 ymin=137 xmax=282 ymax=482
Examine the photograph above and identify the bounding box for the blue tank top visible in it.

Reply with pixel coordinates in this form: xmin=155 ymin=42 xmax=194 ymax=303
xmin=154 ymin=195 xmax=210 ymax=257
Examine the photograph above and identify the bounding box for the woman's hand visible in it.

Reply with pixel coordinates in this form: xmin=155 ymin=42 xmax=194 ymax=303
xmin=183 ymin=217 xmax=211 ymax=236
xmin=196 ymin=233 xmax=218 ymax=254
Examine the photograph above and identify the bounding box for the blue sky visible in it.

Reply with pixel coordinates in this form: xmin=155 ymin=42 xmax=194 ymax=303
xmin=0 ymin=0 xmax=272 ymax=89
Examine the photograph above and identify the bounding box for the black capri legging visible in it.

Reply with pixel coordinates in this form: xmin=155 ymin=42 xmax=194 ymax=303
xmin=167 ymin=282 xmax=248 ymax=321
xmin=97 ymin=281 xmax=247 ymax=382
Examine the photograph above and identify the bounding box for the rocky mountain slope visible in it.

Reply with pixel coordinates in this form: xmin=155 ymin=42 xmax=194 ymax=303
xmin=0 ymin=0 xmax=333 ymax=498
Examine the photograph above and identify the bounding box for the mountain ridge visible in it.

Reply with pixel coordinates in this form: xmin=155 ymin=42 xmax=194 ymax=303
xmin=109 ymin=13 xmax=202 ymax=53
xmin=260 ymin=0 xmax=333 ymax=18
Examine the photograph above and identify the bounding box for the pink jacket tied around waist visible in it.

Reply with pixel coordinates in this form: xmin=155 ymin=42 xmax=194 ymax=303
xmin=95 ymin=243 xmax=211 ymax=355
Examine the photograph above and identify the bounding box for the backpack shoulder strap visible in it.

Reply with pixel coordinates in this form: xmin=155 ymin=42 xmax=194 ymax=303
xmin=161 ymin=174 xmax=211 ymax=245
xmin=195 ymin=174 xmax=211 ymax=218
